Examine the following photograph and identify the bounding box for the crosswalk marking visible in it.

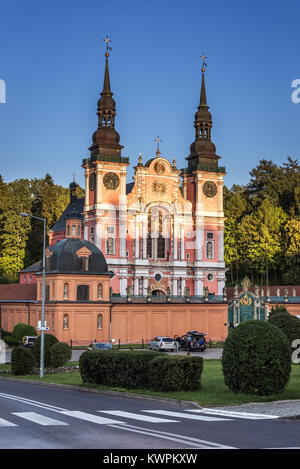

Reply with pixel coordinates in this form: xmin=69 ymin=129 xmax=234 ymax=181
xmin=60 ymin=410 xmax=124 ymax=425
xmin=0 ymin=418 xmax=17 ymax=427
xmin=142 ymin=410 xmax=232 ymax=422
xmin=12 ymin=412 xmax=69 ymax=426
xmin=98 ymin=410 xmax=179 ymax=423
xmin=186 ymin=408 xmax=279 ymax=420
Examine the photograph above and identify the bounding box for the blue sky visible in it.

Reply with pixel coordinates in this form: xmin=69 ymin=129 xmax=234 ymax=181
xmin=0 ymin=0 xmax=299 ymax=189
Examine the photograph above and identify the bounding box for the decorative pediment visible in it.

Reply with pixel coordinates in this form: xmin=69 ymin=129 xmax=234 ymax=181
xmin=75 ymin=246 xmax=92 ymax=258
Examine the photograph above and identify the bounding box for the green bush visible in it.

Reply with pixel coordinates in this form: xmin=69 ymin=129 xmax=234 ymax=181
xmin=11 ymin=347 xmax=36 ymax=375
xmin=31 ymin=333 xmax=59 ymax=367
xmin=222 ymin=320 xmax=291 ymax=395
xmin=79 ymin=350 xmax=157 ymax=388
xmin=49 ymin=342 xmax=72 ymax=368
xmin=269 ymin=312 xmax=300 ymax=346
xmin=268 ymin=305 xmax=289 ymax=320
xmin=12 ymin=323 xmax=37 ymax=342
xmin=3 ymin=335 xmax=21 ymax=347
xmin=79 ymin=350 xmax=203 ymax=391
xmin=148 ymin=355 xmax=203 ymax=391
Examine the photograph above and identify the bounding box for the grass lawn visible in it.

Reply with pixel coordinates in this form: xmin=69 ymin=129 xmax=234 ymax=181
xmin=1 ymin=359 xmax=299 ymax=406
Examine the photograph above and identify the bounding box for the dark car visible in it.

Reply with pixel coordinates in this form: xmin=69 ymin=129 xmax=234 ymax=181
xmin=174 ymin=331 xmax=207 ymax=352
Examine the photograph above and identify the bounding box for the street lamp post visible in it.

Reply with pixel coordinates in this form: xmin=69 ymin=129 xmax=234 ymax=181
xmin=20 ymin=213 xmax=46 ymax=378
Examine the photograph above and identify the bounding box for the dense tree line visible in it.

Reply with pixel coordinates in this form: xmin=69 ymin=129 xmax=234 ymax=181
xmin=224 ymin=157 xmax=300 ymax=286
xmin=0 ymin=174 xmax=83 ymax=283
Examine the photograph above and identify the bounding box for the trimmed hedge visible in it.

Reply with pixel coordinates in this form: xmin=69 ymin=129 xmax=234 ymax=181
xmin=12 ymin=323 xmax=37 ymax=342
xmin=31 ymin=334 xmax=59 ymax=368
xmin=49 ymin=342 xmax=72 ymax=368
xmin=79 ymin=350 xmax=203 ymax=391
xmin=11 ymin=346 xmax=36 ymax=375
xmin=269 ymin=312 xmax=300 ymax=346
xmin=148 ymin=355 xmax=203 ymax=391
xmin=222 ymin=320 xmax=291 ymax=395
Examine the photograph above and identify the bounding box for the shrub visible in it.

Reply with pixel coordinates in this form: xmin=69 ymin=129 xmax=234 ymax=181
xmin=79 ymin=350 xmax=204 ymax=391
xmin=11 ymin=347 xmax=36 ymax=375
xmin=3 ymin=334 xmax=21 ymax=347
xmin=222 ymin=320 xmax=291 ymax=395
xmin=12 ymin=323 xmax=37 ymax=342
xmin=49 ymin=342 xmax=72 ymax=368
xmin=31 ymin=333 xmax=59 ymax=368
xmin=268 ymin=305 xmax=289 ymax=320
xmin=269 ymin=312 xmax=300 ymax=346
xmin=148 ymin=355 xmax=203 ymax=391
xmin=79 ymin=350 xmax=157 ymax=388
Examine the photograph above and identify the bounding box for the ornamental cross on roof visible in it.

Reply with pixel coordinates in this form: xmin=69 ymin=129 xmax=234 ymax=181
xmin=103 ymin=35 xmax=112 ymax=56
xmin=200 ymin=52 xmax=207 ymax=72
xmin=154 ymin=135 xmax=163 ymax=157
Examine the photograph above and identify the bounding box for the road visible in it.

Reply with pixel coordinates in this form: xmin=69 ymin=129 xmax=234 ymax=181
xmin=0 ymin=379 xmax=299 ymax=449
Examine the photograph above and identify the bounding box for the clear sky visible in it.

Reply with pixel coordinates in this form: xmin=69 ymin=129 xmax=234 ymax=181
xmin=0 ymin=0 xmax=299 ymax=189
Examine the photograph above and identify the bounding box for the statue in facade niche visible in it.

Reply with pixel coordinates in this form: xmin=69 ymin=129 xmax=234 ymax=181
xmin=203 ymin=286 xmax=209 ymax=297
xmin=126 ymin=286 xmax=132 ymax=297
xmin=234 ymin=284 xmax=239 ymax=297
xmin=184 ymin=286 xmax=190 ymax=297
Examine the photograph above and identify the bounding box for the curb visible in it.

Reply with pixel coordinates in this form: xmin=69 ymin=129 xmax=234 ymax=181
xmin=0 ymin=376 xmax=202 ymax=409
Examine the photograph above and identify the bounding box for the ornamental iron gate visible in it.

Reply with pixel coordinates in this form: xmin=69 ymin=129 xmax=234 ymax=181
xmin=228 ymin=291 xmax=267 ymax=325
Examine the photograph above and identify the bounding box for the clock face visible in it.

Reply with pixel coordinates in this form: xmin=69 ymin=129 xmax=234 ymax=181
xmin=103 ymin=172 xmax=120 ymax=190
xmin=203 ymin=181 xmax=217 ymax=198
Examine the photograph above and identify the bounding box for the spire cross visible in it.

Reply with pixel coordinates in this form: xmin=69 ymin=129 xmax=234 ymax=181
xmin=200 ymin=52 xmax=207 ymax=72
xmin=154 ymin=135 xmax=163 ymax=156
xmin=103 ymin=36 xmax=112 ymax=56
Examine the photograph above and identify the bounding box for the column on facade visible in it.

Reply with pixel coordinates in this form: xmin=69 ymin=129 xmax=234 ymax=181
xmin=120 ymin=276 xmax=127 ymax=296
xmin=83 ymin=222 xmax=88 ymax=241
xmin=195 ymin=219 xmax=204 ymax=261
xmin=135 ymin=220 xmax=140 ymax=259
xmin=172 ymin=277 xmax=178 ymax=296
xmin=180 ymin=225 xmax=185 ymax=261
xmin=84 ymin=171 xmax=89 ymax=210
xmin=142 ymin=221 xmax=147 ymax=259
xmin=134 ymin=277 xmax=139 ymax=296
xmin=173 ymin=217 xmax=178 ymax=261
xmin=96 ymin=168 xmax=102 ymax=205
xmin=143 ymin=277 xmax=149 ymax=296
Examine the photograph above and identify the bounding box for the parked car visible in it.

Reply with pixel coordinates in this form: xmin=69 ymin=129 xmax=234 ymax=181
xmin=149 ymin=336 xmax=177 ymax=352
xmin=88 ymin=342 xmax=112 ymax=351
xmin=174 ymin=331 xmax=207 ymax=352
xmin=22 ymin=336 xmax=38 ymax=349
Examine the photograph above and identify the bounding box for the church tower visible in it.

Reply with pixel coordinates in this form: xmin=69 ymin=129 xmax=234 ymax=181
xmin=82 ymin=37 xmax=129 ymax=265
xmin=182 ymin=55 xmax=226 ymax=295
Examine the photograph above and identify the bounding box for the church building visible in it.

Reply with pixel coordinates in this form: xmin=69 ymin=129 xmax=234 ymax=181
xmin=48 ymin=47 xmax=226 ymax=299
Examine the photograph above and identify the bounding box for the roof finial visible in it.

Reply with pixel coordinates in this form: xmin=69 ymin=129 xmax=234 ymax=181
xmin=138 ymin=152 xmax=143 ymax=166
xmin=200 ymin=52 xmax=207 ymax=73
xmin=154 ymin=135 xmax=163 ymax=157
xmin=72 ymin=172 xmax=76 ymax=183
xmin=103 ymin=35 xmax=112 ymax=57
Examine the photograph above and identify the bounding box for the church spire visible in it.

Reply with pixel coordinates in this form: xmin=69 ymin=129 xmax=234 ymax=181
xmin=89 ymin=37 xmax=124 ymax=161
xmin=186 ymin=54 xmax=219 ymax=172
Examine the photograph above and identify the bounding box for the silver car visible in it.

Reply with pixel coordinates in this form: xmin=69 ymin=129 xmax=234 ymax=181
xmin=149 ymin=336 xmax=177 ymax=352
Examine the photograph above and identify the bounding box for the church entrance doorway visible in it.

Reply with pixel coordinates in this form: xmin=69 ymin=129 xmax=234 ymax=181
xmin=151 ymin=290 xmax=166 ymax=297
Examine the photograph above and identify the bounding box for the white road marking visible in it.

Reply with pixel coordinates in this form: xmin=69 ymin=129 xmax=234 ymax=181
xmin=12 ymin=412 xmax=69 ymax=426
xmin=109 ymin=423 xmax=236 ymax=449
xmin=186 ymin=408 xmax=279 ymax=420
xmin=98 ymin=410 xmax=179 ymax=423
xmin=0 ymin=392 xmax=67 ymax=413
xmin=0 ymin=418 xmax=17 ymax=427
xmin=142 ymin=409 xmax=232 ymax=422
xmin=60 ymin=410 xmax=124 ymax=425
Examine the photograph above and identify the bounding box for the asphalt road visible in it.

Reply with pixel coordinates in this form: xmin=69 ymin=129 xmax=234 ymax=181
xmin=0 ymin=379 xmax=299 ymax=449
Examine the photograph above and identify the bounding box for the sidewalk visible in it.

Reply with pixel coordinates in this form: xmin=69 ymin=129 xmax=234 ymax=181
xmin=207 ymin=400 xmax=300 ymax=418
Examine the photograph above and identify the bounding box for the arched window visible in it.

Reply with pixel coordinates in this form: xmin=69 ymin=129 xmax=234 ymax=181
xmin=45 ymin=284 xmax=50 ymax=301
xmin=77 ymin=285 xmax=90 ymax=301
xmin=63 ymin=314 xmax=69 ymax=330
xmin=97 ymin=314 xmax=103 ymax=330
xmin=206 ymin=241 xmax=214 ymax=259
xmin=63 ymin=283 xmax=69 ymax=300
xmin=97 ymin=283 xmax=103 ymax=299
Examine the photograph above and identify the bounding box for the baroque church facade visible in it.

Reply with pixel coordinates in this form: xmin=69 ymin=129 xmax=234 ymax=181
xmin=48 ymin=49 xmax=226 ymax=298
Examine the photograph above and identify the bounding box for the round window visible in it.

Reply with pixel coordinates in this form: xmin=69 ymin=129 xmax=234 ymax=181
xmin=154 ymin=273 xmax=162 ymax=282
xmin=207 ymin=273 xmax=214 ymax=282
